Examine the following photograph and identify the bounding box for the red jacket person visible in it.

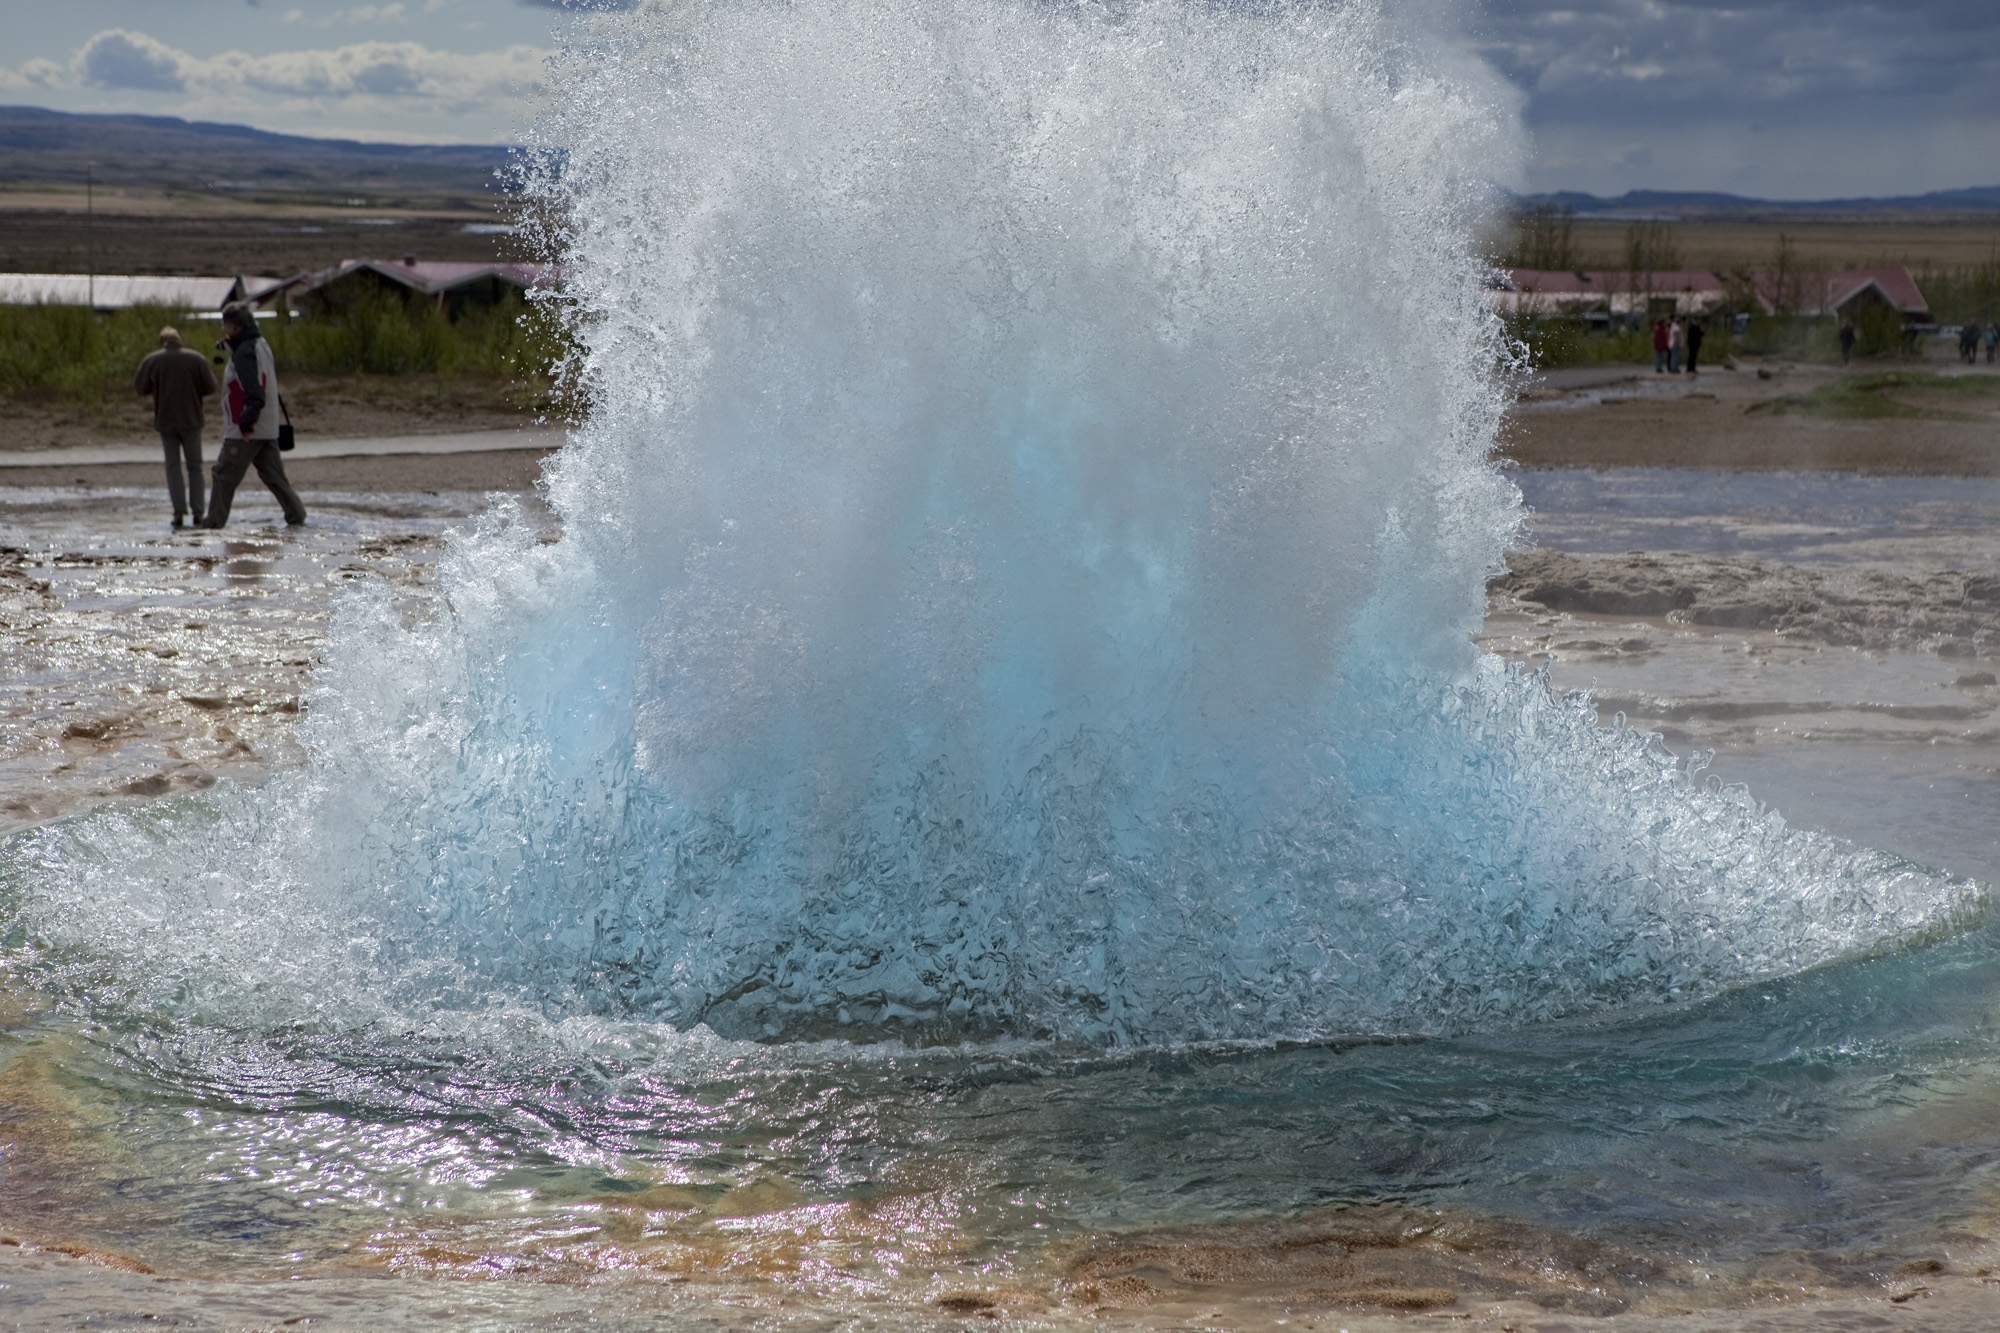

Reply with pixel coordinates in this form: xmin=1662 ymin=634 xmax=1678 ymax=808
xmin=204 ymin=303 xmax=306 ymax=530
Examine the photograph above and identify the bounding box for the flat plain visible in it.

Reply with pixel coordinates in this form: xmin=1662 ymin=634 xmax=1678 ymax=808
xmin=0 ymin=186 xmax=521 ymax=278
xmin=1504 ymin=357 xmax=2000 ymax=474
xmin=1544 ymin=215 xmax=2000 ymax=271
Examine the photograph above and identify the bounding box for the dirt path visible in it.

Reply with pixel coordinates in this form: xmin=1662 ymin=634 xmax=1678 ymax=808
xmin=1503 ymin=359 xmax=2000 ymax=475
xmin=0 ymin=446 xmax=553 ymax=495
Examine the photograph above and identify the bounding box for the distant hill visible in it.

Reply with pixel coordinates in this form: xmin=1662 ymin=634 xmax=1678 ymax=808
xmin=0 ymin=105 xmax=516 ymax=199
xmin=7 ymin=105 xmax=1994 ymax=217
xmin=1514 ymin=185 xmax=2000 ymax=218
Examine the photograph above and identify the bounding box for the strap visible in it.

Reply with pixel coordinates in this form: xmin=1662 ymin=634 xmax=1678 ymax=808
xmin=278 ymin=394 xmax=293 ymax=425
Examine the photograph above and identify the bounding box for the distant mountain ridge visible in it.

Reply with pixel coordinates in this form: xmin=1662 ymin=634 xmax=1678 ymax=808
xmin=0 ymin=105 xmax=516 ymax=198
xmin=5 ymin=105 xmax=1995 ymax=214
xmin=1514 ymin=185 xmax=2000 ymax=216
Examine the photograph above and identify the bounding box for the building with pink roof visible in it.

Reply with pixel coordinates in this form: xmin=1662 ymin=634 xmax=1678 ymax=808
xmin=262 ymin=254 xmax=561 ymax=318
xmin=1747 ymin=266 xmax=1930 ymax=320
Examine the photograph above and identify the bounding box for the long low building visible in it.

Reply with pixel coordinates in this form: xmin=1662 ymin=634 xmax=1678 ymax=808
xmin=0 ymin=273 xmax=273 ymax=311
xmin=1489 ymin=265 xmax=1930 ymax=321
xmin=0 ymin=261 xmax=561 ymax=318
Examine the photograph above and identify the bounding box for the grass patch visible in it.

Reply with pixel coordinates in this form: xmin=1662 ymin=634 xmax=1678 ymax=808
xmin=1501 ymin=304 xmax=1759 ymax=371
xmin=0 ymin=293 xmax=575 ymax=426
xmin=0 ymin=302 xmax=184 ymax=406
xmin=1503 ymin=314 xmax=1715 ymax=370
xmin=1747 ymin=371 xmax=2000 ymax=420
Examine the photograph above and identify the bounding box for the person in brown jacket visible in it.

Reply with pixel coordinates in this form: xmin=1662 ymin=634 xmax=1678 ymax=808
xmin=133 ymin=326 xmax=219 ymax=528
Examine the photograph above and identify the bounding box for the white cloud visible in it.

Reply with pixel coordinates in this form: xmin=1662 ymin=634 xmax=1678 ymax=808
xmin=0 ymin=57 xmax=65 ymax=91
xmin=77 ymin=30 xmax=188 ymax=92
xmin=234 ymin=40 xmax=544 ymax=107
xmin=283 ymin=4 xmax=411 ymax=28
xmin=41 ymin=29 xmax=545 ymax=116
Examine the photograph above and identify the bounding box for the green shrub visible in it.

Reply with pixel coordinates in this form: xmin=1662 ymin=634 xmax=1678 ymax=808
xmin=1749 ymin=371 xmax=2000 ymax=420
xmin=0 ymin=292 xmax=570 ymax=411
xmin=1504 ymin=312 xmax=1729 ymax=370
xmin=1911 ymin=262 xmax=2000 ymax=328
xmin=269 ymin=287 xmax=452 ymax=374
xmin=1734 ymin=310 xmax=1920 ymax=362
xmin=0 ymin=302 xmax=188 ymax=401
xmin=265 ymin=287 xmax=564 ymax=379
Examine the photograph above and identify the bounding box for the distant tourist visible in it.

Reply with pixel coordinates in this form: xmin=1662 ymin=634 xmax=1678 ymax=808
xmin=1986 ymin=322 xmax=1998 ymax=364
xmin=205 ymin=304 xmax=307 ymax=530
xmin=1839 ymin=319 xmax=1856 ymax=364
xmin=1667 ymin=317 xmax=1683 ymax=374
xmin=1960 ymin=321 xmax=1983 ymax=365
xmin=1652 ymin=318 xmax=1669 ymax=373
xmin=1685 ymin=317 xmax=1704 ymax=375
xmin=133 ymin=326 xmax=218 ymax=529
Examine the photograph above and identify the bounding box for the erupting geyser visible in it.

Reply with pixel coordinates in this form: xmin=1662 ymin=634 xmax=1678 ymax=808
xmin=4 ymin=0 xmax=1982 ymax=1048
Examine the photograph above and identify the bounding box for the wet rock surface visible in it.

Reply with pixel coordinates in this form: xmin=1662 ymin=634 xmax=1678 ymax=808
xmin=1061 ymin=1205 xmax=1658 ymax=1314
xmin=1477 ymin=477 xmax=2000 ymax=888
xmin=1493 ymin=548 xmax=2000 ymax=657
xmin=0 ymin=489 xmax=528 ymax=833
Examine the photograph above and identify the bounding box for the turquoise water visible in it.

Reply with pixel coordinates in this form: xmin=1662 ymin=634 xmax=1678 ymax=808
xmin=5 ymin=918 xmax=2000 ymax=1308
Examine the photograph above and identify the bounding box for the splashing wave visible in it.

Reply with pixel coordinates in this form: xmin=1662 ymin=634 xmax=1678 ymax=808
xmin=2 ymin=0 xmax=1981 ymax=1047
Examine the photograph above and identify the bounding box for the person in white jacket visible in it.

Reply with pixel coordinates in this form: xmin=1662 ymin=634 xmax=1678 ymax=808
xmin=204 ymin=303 xmax=306 ymax=529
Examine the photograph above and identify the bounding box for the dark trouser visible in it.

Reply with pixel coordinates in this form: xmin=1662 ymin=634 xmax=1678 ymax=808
xmin=1686 ymin=344 xmax=1700 ymax=374
xmin=208 ymin=437 xmax=306 ymax=528
xmin=161 ymin=429 xmax=205 ymax=521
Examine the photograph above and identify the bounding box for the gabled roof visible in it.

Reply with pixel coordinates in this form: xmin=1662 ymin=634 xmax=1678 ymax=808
xmin=1748 ymin=265 xmax=1929 ymax=316
xmin=1498 ymin=270 xmax=1597 ymax=294
xmin=292 ymin=257 xmax=559 ymax=299
xmin=238 ymin=274 xmax=295 ymax=304
xmin=1825 ymin=267 xmax=1929 ymax=314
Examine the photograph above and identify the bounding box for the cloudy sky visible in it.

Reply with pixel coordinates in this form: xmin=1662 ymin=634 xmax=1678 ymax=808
xmin=0 ymin=1 xmax=1993 ymax=198
xmin=0 ymin=0 xmax=570 ymax=145
xmin=1464 ymin=0 xmax=2000 ymax=200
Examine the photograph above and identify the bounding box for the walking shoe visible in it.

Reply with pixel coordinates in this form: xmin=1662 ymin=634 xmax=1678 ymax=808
xmin=172 ymin=515 xmax=185 ymax=529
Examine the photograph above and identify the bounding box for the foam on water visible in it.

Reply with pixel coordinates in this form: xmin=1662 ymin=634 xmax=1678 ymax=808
xmin=1 ymin=0 xmax=1983 ymax=1048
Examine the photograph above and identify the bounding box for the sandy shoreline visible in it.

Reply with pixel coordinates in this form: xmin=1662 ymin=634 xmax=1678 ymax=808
xmin=9 ymin=1232 xmax=2000 ymax=1331
xmin=0 ymin=446 xmax=553 ymax=496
